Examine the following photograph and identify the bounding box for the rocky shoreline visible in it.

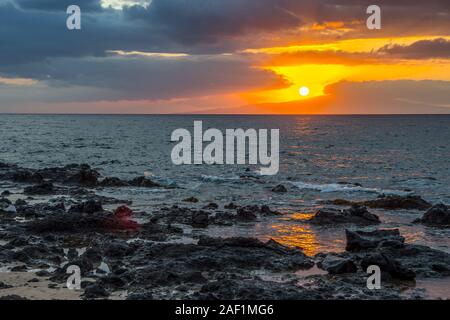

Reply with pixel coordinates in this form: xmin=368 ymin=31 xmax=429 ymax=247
xmin=1 ymin=162 xmax=449 ymax=300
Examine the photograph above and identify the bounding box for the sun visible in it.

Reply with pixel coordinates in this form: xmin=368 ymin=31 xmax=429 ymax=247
xmin=299 ymin=86 xmax=310 ymax=97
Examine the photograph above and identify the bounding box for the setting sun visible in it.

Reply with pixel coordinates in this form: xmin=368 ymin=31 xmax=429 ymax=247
xmin=299 ymin=86 xmax=310 ymax=97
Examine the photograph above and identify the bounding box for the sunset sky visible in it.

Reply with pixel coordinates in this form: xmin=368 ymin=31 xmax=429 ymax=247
xmin=0 ymin=0 xmax=449 ymax=114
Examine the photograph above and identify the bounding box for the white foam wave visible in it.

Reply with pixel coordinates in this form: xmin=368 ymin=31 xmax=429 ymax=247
xmin=200 ymin=175 xmax=240 ymax=182
xmin=289 ymin=181 xmax=412 ymax=196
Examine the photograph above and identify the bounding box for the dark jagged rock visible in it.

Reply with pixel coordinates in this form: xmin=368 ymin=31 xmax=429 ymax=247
xmin=10 ymin=170 xmax=44 ymax=184
xmin=26 ymin=211 xmax=138 ymax=234
xmin=203 ymin=203 xmax=219 ymax=210
xmin=345 ymin=229 xmax=405 ymax=252
xmin=224 ymin=202 xmax=238 ymax=209
xmin=99 ymin=177 xmax=130 ymax=187
xmin=237 ymin=205 xmax=279 ymax=221
xmin=183 ymin=197 xmax=199 ymax=203
xmin=1 ymin=190 xmax=11 ymax=197
xmin=24 ymin=182 xmax=54 ymax=195
xmin=309 ymin=205 xmax=380 ymax=225
xmin=0 ymin=198 xmax=12 ymax=209
xmin=104 ymin=241 xmax=134 ymax=258
xmin=360 ymin=252 xmax=416 ymax=280
xmin=191 ymin=211 xmax=209 ymax=228
xmin=236 ymin=207 xmax=257 ymax=221
xmin=128 ymin=176 xmax=162 ymax=188
xmin=64 ymin=164 xmax=100 ymax=187
xmin=272 ymin=184 xmax=287 ymax=193
xmin=415 ymin=204 xmax=450 ymax=227
xmin=0 ymin=282 xmax=12 ymax=289
xmin=322 ymin=195 xmax=432 ymax=210
xmin=363 ymin=195 xmax=432 ymax=210
xmin=0 ymin=295 xmax=28 ymax=300
xmin=318 ymin=255 xmax=357 ymax=274
xmin=83 ymin=283 xmax=109 ymax=299
xmin=69 ymin=200 xmax=103 ymax=214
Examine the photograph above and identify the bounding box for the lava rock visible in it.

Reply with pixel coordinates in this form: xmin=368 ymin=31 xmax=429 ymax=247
xmin=309 ymin=205 xmax=380 ymax=225
xmin=319 ymin=255 xmax=357 ymax=274
xmin=272 ymin=184 xmax=287 ymax=193
xmin=69 ymin=200 xmax=103 ymax=214
xmin=191 ymin=211 xmax=209 ymax=228
xmin=128 ymin=176 xmax=162 ymax=188
xmin=415 ymin=204 xmax=450 ymax=227
xmin=24 ymin=182 xmax=54 ymax=195
xmin=99 ymin=177 xmax=130 ymax=187
xmin=361 ymin=252 xmax=416 ymax=280
xmin=203 ymin=203 xmax=219 ymax=210
xmin=345 ymin=229 xmax=405 ymax=252
xmin=183 ymin=197 xmax=199 ymax=203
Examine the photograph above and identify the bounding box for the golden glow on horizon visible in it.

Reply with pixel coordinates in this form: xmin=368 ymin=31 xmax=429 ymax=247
xmin=240 ymin=33 xmax=450 ymax=107
xmin=243 ymin=35 xmax=450 ymax=55
xmin=244 ymin=61 xmax=450 ymax=104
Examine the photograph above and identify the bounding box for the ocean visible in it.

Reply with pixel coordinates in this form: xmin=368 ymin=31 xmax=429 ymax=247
xmin=0 ymin=114 xmax=449 ymax=255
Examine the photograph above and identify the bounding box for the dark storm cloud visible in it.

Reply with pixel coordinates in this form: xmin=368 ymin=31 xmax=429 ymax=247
xmin=379 ymin=38 xmax=450 ymax=59
xmin=123 ymin=0 xmax=302 ymax=45
xmin=0 ymin=55 xmax=287 ymax=101
xmin=15 ymin=0 xmax=102 ymax=12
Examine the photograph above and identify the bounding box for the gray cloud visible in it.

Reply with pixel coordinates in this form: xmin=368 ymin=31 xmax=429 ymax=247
xmin=379 ymin=38 xmax=450 ymax=59
xmin=124 ymin=0 xmax=302 ymax=45
xmin=15 ymin=0 xmax=103 ymax=11
xmin=0 ymin=55 xmax=287 ymax=102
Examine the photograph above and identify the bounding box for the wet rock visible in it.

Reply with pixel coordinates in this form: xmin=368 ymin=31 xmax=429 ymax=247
xmin=236 ymin=207 xmax=257 ymax=221
xmin=272 ymin=184 xmax=287 ymax=193
xmin=128 ymin=176 xmax=162 ymax=188
xmin=69 ymin=200 xmax=103 ymax=214
xmin=0 ymin=282 xmax=13 ymax=289
xmin=126 ymin=291 xmax=153 ymax=300
xmin=0 ymin=295 xmax=28 ymax=300
xmin=99 ymin=177 xmax=129 ymax=187
xmin=322 ymin=195 xmax=432 ymax=210
xmin=203 ymin=203 xmax=218 ymax=210
xmin=191 ymin=211 xmax=209 ymax=228
xmin=0 ymin=198 xmax=12 ymax=209
xmin=318 ymin=255 xmax=357 ymax=274
xmin=83 ymin=283 xmax=109 ymax=299
xmin=309 ymin=205 xmax=380 ymax=225
xmin=345 ymin=229 xmax=405 ymax=252
xmin=114 ymin=206 xmax=133 ymax=218
xmin=14 ymin=199 xmax=27 ymax=207
xmin=183 ymin=197 xmax=199 ymax=203
xmin=415 ymin=204 xmax=450 ymax=227
xmin=26 ymin=210 xmax=138 ymax=234
xmin=363 ymin=195 xmax=432 ymax=210
xmin=104 ymin=241 xmax=134 ymax=258
xmin=224 ymin=202 xmax=238 ymax=209
xmin=64 ymin=164 xmax=100 ymax=187
xmin=236 ymin=205 xmax=279 ymax=221
xmin=1 ymin=190 xmax=11 ymax=197
xmin=82 ymin=248 xmax=103 ymax=264
xmin=24 ymin=182 xmax=54 ymax=195
xmin=360 ymin=252 xmax=416 ymax=280
xmin=11 ymin=170 xmax=44 ymax=184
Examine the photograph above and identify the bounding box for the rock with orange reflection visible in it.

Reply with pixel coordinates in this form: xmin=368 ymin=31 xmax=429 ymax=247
xmin=309 ymin=204 xmax=380 ymax=225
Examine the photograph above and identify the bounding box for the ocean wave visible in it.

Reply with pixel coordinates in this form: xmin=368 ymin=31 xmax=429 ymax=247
xmin=289 ymin=181 xmax=412 ymax=196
